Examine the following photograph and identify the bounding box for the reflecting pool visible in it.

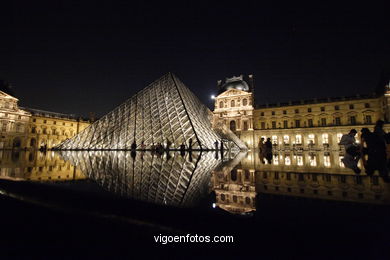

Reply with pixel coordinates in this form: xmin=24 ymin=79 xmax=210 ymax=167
xmin=1 ymin=149 xmax=390 ymax=258
xmin=1 ymin=149 xmax=390 ymax=211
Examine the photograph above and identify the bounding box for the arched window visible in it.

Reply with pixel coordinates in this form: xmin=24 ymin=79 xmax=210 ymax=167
xmin=230 ymin=120 xmax=236 ymax=131
xmin=231 ymin=169 xmax=237 ymax=181
xmin=231 ymin=100 xmax=235 ymax=107
xmin=243 ymin=98 xmax=248 ymax=106
xmin=219 ymin=101 xmax=224 ymax=108
xmin=244 ymin=170 xmax=250 ymax=180
xmin=243 ymin=121 xmax=248 ymax=130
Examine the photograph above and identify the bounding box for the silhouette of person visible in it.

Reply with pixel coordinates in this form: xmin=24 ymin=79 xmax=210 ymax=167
xmin=188 ymin=138 xmax=193 ymax=151
xmin=131 ymin=141 xmax=137 ymax=151
xmin=361 ymin=127 xmax=387 ymax=176
xmin=259 ymin=137 xmax=265 ymax=154
xmin=166 ymin=139 xmax=172 ymax=150
xmin=140 ymin=141 xmax=146 ymax=150
xmin=214 ymin=140 xmax=219 ymax=151
xmin=374 ymin=120 xmax=386 ymax=141
xmin=339 ymin=129 xmax=361 ymax=174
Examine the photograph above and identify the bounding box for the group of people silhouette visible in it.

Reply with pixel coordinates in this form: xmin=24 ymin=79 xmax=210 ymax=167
xmin=340 ymin=120 xmax=390 ymax=179
xmin=258 ymin=137 xmax=273 ymax=164
xmin=257 ymin=120 xmax=390 ymax=180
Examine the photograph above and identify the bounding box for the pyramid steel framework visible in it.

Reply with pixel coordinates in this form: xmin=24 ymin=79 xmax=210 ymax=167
xmin=59 ymin=151 xmax=223 ymax=207
xmin=57 ymin=73 xmax=246 ymax=150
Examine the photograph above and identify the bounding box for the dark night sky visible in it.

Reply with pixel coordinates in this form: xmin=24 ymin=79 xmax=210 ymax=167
xmin=1 ymin=1 xmax=389 ymax=117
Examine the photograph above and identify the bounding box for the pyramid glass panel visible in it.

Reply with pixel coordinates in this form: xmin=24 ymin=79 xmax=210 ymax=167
xmin=59 ymin=151 xmax=225 ymax=207
xmin=57 ymin=73 xmax=246 ymax=150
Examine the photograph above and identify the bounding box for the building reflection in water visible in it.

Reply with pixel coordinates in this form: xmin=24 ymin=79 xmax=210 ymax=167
xmin=212 ymin=151 xmax=390 ymax=214
xmin=1 ymin=150 xmax=389 ymax=215
xmin=0 ymin=150 xmax=86 ymax=181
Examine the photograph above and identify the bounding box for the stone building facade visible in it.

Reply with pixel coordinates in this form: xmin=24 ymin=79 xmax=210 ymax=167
xmin=213 ymin=75 xmax=390 ymax=150
xmin=0 ymin=91 xmax=90 ymax=150
xmin=24 ymin=108 xmax=90 ymax=149
xmin=0 ymin=91 xmax=31 ymax=149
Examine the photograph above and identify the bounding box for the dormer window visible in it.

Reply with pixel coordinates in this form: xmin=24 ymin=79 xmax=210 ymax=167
xmin=231 ymin=100 xmax=235 ymax=107
xmin=243 ymin=99 xmax=248 ymax=106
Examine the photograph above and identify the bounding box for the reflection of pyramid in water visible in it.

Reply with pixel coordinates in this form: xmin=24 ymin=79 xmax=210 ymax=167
xmin=57 ymin=73 xmax=245 ymax=150
xmin=60 ymin=151 xmax=223 ymax=207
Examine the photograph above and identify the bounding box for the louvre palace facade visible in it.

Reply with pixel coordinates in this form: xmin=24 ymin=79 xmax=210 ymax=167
xmin=0 ymin=90 xmax=90 ymax=150
xmin=213 ymin=75 xmax=390 ymax=150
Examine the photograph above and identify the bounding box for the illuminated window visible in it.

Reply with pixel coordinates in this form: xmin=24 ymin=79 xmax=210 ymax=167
xmin=243 ymin=99 xmax=247 ymax=106
xmin=339 ymin=156 xmax=344 ymax=167
xmin=273 ymin=155 xmax=279 ymax=165
xmin=272 ymin=135 xmax=278 ymax=144
xmin=295 ymin=135 xmax=302 ymax=144
xmin=285 ymin=156 xmax=291 ymax=165
xmin=231 ymin=100 xmax=235 ymax=107
xmin=308 ymin=134 xmax=315 ymax=144
xmin=337 ymin=133 xmax=343 ymax=143
xmin=324 ymin=155 xmax=331 ymax=167
xmin=297 ymin=156 xmax=303 ymax=166
xmin=322 ymin=133 xmax=329 ymax=144
xmin=283 ymin=135 xmax=289 ymax=144
xmin=309 ymin=155 xmax=317 ymax=166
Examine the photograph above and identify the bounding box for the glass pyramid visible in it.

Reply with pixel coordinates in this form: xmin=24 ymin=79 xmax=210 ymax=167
xmin=57 ymin=73 xmax=245 ymax=150
xmin=59 ymin=151 xmax=225 ymax=207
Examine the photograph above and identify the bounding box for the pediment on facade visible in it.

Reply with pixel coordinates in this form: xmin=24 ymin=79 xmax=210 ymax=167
xmin=0 ymin=90 xmax=17 ymax=100
xmin=218 ymin=89 xmax=250 ymax=98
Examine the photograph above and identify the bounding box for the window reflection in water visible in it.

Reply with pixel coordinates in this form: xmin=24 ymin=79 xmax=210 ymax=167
xmin=1 ymin=150 xmax=390 ymax=216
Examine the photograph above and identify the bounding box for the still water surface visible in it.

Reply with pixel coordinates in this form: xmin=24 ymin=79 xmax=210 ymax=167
xmin=1 ymin=149 xmax=389 ymax=213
